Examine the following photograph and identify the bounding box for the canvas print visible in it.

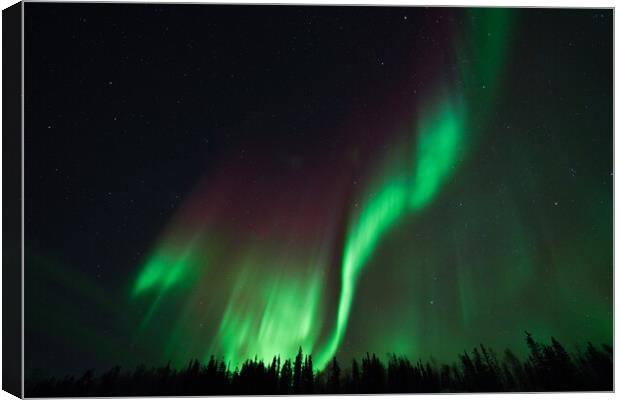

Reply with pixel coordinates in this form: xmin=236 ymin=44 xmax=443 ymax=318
xmin=20 ymin=3 xmax=612 ymax=396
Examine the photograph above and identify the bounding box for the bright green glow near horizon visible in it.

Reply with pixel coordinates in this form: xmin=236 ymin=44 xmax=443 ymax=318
xmin=212 ymin=267 xmax=323 ymax=368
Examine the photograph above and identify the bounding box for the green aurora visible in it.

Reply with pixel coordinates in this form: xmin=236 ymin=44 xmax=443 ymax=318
xmin=24 ymin=6 xmax=612 ymax=378
xmin=129 ymin=9 xmax=551 ymax=370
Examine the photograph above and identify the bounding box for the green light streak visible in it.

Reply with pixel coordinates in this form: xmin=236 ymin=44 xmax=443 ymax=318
xmin=133 ymin=253 xmax=185 ymax=295
xmin=316 ymin=94 xmax=466 ymax=369
xmin=410 ymin=95 xmax=465 ymax=210
xmin=317 ymin=9 xmax=512 ymax=368
xmin=131 ymin=235 xmax=209 ymax=341
xmin=132 ymin=236 xmax=204 ymax=297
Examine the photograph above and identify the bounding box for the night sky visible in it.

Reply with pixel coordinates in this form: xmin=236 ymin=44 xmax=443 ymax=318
xmin=25 ymin=4 xmax=612 ymax=377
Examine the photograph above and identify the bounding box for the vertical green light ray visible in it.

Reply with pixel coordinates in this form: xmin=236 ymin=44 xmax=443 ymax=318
xmin=136 ymin=289 xmax=167 ymax=334
xmin=211 ymin=263 xmax=324 ymax=368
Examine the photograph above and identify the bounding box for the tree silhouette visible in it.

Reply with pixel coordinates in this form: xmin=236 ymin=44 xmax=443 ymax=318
xmin=279 ymin=359 xmax=292 ymax=394
xmin=293 ymin=347 xmax=303 ymax=394
xmin=327 ymin=356 xmax=340 ymax=393
xmin=348 ymin=357 xmax=360 ymax=393
xmin=25 ymin=334 xmax=613 ymax=396
xmin=302 ymin=355 xmax=314 ymax=393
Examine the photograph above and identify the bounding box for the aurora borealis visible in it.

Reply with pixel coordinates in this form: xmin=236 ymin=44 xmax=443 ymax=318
xmin=25 ymin=4 xmax=612 ymax=378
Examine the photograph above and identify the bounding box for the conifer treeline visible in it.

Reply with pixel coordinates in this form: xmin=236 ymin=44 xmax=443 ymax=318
xmin=26 ymin=333 xmax=612 ymax=396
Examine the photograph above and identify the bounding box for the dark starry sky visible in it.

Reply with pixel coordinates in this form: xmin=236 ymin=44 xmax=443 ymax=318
xmin=24 ymin=4 xmax=612 ymax=377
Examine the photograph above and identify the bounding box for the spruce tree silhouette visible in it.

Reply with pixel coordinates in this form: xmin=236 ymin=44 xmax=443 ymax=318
xmin=24 ymin=334 xmax=613 ymax=396
xmin=328 ymin=356 xmax=340 ymax=393
xmin=293 ymin=347 xmax=303 ymax=394
xmin=302 ymin=355 xmax=314 ymax=393
xmin=279 ymin=359 xmax=293 ymax=394
xmin=349 ymin=358 xmax=361 ymax=393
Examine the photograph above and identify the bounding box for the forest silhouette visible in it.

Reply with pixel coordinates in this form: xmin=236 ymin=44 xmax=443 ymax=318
xmin=26 ymin=333 xmax=612 ymax=396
